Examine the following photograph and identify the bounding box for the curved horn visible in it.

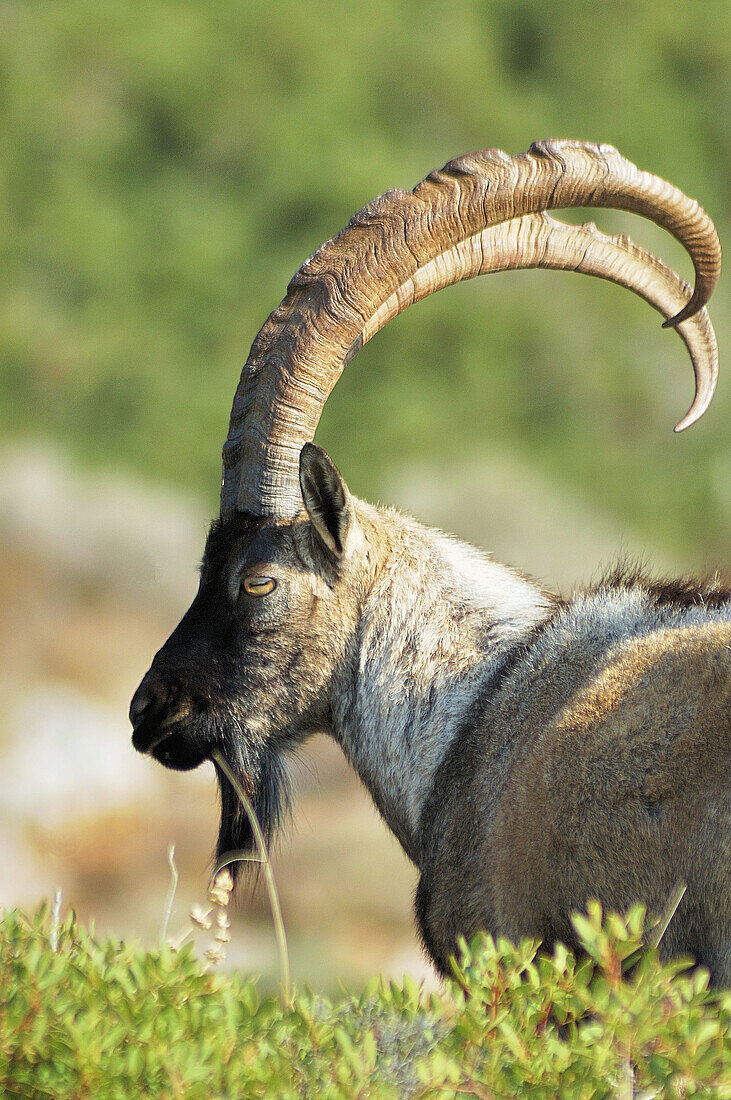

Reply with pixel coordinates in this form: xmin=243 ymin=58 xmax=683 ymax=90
xmin=362 ymin=213 xmax=718 ymax=435
xmin=221 ymin=140 xmax=721 ymax=519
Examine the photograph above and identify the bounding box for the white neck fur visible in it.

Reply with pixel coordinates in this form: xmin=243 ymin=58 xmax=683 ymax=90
xmin=331 ymin=513 xmax=550 ymax=863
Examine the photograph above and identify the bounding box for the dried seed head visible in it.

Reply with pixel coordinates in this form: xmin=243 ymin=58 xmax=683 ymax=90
xmin=190 ymin=904 xmax=213 ymax=930
xmin=208 ymin=869 xmax=234 ymax=908
xmin=204 ymin=943 xmax=227 ymax=966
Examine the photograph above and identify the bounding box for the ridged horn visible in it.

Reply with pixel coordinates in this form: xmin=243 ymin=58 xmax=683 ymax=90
xmin=221 ymin=140 xmax=721 ymax=520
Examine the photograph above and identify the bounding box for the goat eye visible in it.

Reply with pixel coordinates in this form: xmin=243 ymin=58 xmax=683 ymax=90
xmin=242 ymin=576 xmax=277 ymax=597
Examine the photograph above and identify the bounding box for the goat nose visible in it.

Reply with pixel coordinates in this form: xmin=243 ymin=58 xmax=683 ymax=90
xmin=129 ymin=681 xmax=155 ymax=728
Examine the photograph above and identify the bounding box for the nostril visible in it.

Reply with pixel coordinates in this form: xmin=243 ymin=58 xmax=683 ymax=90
xmin=129 ymin=683 xmax=154 ymax=728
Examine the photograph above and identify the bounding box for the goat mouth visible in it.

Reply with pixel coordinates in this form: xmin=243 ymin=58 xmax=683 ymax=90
xmin=132 ymin=720 xmax=208 ymax=771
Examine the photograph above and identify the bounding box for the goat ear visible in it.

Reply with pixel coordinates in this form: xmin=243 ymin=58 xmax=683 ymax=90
xmin=299 ymin=443 xmax=357 ymax=558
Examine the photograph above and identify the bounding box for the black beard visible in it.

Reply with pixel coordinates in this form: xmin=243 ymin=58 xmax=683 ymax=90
xmin=213 ymin=741 xmax=291 ymax=883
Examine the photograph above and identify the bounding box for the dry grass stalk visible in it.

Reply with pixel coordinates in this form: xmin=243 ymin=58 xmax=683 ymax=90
xmin=212 ymin=749 xmax=292 ymax=1007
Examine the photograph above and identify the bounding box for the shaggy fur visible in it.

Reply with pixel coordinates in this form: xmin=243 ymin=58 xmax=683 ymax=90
xmin=131 ymin=446 xmax=730 ymax=984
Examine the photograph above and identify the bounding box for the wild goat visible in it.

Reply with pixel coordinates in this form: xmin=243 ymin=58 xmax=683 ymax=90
xmin=130 ymin=141 xmax=730 ymax=984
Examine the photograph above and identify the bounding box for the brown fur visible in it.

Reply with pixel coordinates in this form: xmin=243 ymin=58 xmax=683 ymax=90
xmin=600 ymin=564 xmax=731 ymax=611
xmin=417 ymin=619 xmax=730 ymax=981
xmin=132 ymin=448 xmax=731 ymax=985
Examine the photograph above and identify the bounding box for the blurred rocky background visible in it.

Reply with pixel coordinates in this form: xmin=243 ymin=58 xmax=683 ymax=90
xmin=0 ymin=0 xmax=728 ymax=991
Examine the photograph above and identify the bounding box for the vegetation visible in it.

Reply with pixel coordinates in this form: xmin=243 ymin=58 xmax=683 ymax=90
xmin=0 ymin=1 xmax=728 ymax=564
xmin=1 ymin=901 xmax=729 ymax=1098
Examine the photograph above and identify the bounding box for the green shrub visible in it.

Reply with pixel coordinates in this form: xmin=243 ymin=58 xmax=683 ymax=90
xmin=0 ymin=902 xmax=728 ymax=1098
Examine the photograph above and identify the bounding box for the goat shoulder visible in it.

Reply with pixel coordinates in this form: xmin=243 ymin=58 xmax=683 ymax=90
xmin=417 ymin=581 xmax=731 ymax=977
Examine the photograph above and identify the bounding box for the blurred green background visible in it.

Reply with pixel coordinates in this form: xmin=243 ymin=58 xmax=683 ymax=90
xmin=1 ymin=0 xmax=728 ymax=563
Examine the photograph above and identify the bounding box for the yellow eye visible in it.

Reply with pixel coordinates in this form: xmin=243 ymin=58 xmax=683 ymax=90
xmin=242 ymin=576 xmax=277 ymax=597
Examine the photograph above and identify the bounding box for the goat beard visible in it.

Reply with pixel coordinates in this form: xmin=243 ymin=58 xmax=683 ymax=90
xmin=213 ymin=735 xmax=290 ymax=885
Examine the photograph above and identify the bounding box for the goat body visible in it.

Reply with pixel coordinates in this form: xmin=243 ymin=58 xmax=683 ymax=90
xmin=133 ymin=457 xmax=730 ymax=983
xmin=129 ymin=143 xmax=729 ymax=983
xmin=336 ymin=499 xmax=731 ymax=982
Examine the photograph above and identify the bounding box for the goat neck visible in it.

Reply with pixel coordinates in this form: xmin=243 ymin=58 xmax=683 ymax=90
xmin=330 ymin=502 xmax=553 ymax=864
